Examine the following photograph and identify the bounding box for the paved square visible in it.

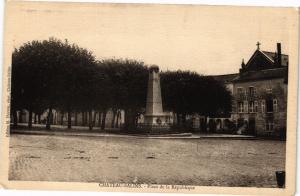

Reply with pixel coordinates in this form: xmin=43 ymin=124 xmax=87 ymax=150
xmin=9 ymin=134 xmax=285 ymax=187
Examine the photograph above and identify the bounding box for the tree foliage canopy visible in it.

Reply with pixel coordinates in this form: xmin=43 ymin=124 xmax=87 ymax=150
xmin=161 ymin=71 xmax=232 ymax=120
xmin=11 ymin=38 xmax=232 ymax=130
xmin=98 ymin=59 xmax=148 ymax=130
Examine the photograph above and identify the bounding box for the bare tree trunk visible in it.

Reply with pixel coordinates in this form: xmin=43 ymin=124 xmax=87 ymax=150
xmin=124 ymin=109 xmax=129 ymax=130
xmin=84 ymin=112 xmax=88 ymax=126
xmin=98 ymin=112 xmax=102 ymax=127
xmin=46 ymin=107 xmax=52 ymax=130
xmin=53 ymin=112 xmax=56 ymax=125
xmin=60 ymin=112 xmax=64 ymax=125
xmin=83 ymin=112 xmax=86 ymax=126
xmin=28 ymin=110 xmax=33 ymax=129
xmin=177 ymin=113 xmax=181 ymax=125
xmin=67 ymin=110 xmax=72 ymax=129
xmin=18 ymin=110 xmax=23 ymax=123
xmin=81 ymin=112 xmax=85 ymax=126
xmin=173 ymin=113 xmax=177 ymax=125
xmin=111 ymin=109 xmax=116 ymax=128
xmin=115 ymin=110 xmax=121 ymax=128
xmin=203 ymin=116 xmax=208 ymax=132
xmin=93 ymin=111 xmax=97 ymax=127
xmin=88 ymin=110 xmax=93 ymax=130
xmin=101 ymin=111 xmax=107 ymax=130
xmin=182 ymin=113 xmax=186 ymax=126
xmin=12 ymin=110 xmax=18 ymax=128
xmin=74 ymin=111 xmax=78 ymax=126
xmin=124 ymin=109 xmax=135 ymax=131
xmin=13 ymin=110 xmax=18 ymax=128
xmin=38 ymin=114 xmax=41 ymax=124
xmin=135 ymin=115 xmax=139 ymax=126
xmin=34 ymin=114 xmax=37 ymax=124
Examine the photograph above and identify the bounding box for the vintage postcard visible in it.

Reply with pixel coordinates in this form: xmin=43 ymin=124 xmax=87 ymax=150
xmin=0 ymin=1 xmax=299 ymax=195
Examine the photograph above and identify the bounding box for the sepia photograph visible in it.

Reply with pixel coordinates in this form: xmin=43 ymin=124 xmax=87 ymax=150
xmin=0 ymin=1 xmax=299 ymax=195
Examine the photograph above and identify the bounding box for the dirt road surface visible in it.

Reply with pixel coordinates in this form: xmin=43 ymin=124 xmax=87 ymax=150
xmin=9 ymin=134 xmax=285 ymax=187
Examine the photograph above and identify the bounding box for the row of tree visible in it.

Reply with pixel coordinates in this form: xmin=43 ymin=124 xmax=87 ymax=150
xmin=161 ymin=71 xmax=232 ymax=128
xmin=11 ymin=38 xmax=232 ymax=131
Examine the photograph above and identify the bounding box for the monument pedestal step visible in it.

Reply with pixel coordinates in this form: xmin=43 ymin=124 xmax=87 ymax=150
xmin=136 ymin=124 xmax=172 ymax=135
xmin=129 ymin=132 xmax=193 ymax=137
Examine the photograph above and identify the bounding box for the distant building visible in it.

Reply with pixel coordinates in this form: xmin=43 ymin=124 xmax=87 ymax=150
xmin=212 ymin=73 xmax=239 ymax=95
xmin=213 ymin=42 xmax=288 ymax=137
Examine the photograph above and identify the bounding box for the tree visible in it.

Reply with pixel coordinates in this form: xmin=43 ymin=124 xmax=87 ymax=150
xmin=84 ymin=65 xmax=112 ymax=130
xmin=11 ymin=38 xmax=98 ymax=129
xmin=12 ymin=42 xmax=51 ymax=129
xmin=200 ymin=76 xmax=232 ymax=118
xmin=98 ymin=59 xmax=148 ymax=130
xmin=12 ymin=38 xmax=231 ymax=133
xmin=54 ymin=42 xmax=98 ymax=129
xmin=161 ymin=71 xmax=202 ymax=124
xmin=11 ymin=50 xmax=24 ymax=127
xmin=161 ymin=70 xmax=232 ymax=130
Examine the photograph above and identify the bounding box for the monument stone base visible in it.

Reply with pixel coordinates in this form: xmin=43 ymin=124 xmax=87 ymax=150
xmin=138 ymin=114 xmax=171 ymax=135
xmin=137 ymin=124 xmax=171 ymax=135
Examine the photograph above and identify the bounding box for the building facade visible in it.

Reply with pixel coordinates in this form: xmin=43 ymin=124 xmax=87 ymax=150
xmin=230 ymin=43 xmax=288 ymax=136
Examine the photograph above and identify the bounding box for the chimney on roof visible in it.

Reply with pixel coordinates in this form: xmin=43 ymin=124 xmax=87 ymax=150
xmin=241 ymin=59 xmax=245 ymax=68
xmin=277 ymin=43 xmax=282 ymax=66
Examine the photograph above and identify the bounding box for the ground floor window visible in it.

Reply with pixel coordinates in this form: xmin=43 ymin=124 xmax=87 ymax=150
xmin=266 ymin=99 xmax=273 ymax=113
xmin=238 ymin=102 xmax=244 ymax=113
xmin=243 ymin=101 xmax=248 ymax=113
xmin=261 ymin=100 xmax=265 ymax=113
xmin=254 ymin=101 xmax=258 ymax=112
xmin=249 ymin=101 xmax=254 ymax=113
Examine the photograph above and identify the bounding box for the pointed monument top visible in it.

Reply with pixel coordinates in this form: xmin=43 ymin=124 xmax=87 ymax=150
xmin=149 ymin=65 xmax=159 ymax=73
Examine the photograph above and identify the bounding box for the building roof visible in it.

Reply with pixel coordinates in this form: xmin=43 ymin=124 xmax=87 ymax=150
xmin=212 ymin=73 xmax=239 ymax=83
xmin=244 ymin=50 xmax=289 ymax=71
xmin=261 ymin=51 xmax=289 ymax=66
xmin=233 ymin=67 xmax=288 ymax=83
xmin=210 ymin=44 xmax=289 ymax=85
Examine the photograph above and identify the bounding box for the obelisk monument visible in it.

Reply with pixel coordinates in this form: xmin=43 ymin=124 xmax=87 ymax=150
xmin=144 ymin=65 xmax=170 ymax=133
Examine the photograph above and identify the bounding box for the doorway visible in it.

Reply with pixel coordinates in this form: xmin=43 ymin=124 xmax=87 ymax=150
xmin=248 ymin=118 xmax=256 ymax=135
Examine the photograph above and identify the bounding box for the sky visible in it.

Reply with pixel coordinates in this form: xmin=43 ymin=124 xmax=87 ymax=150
xmin=6 ymin=2 xmax=297 ymax=75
